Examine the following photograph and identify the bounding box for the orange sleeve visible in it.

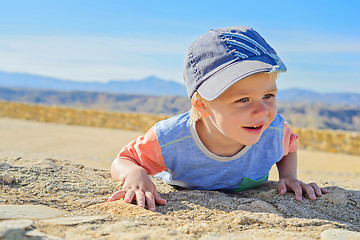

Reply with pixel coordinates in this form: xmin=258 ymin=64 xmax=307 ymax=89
xmin=282 ymin=122 xmax=299 ymax=156
xmin=117 ymin=126 xmax=166 ymax=175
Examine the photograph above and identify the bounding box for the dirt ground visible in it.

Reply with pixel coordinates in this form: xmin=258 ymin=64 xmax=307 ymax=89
xmin=1 ymin=117 xmax=359 ymax=239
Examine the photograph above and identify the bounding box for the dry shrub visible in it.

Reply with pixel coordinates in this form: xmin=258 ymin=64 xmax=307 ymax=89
xmin=0 ymin=101 xmax=167 ymax=132
xmin=293 ymin=127 xmax=360 ymax=155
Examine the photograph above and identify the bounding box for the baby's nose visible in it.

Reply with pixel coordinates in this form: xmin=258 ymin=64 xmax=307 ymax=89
xmin=252 ymin=101 xmax=269 ymax=117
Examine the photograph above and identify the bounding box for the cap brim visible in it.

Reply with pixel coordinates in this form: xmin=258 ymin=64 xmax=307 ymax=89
xmin=197 ymin=55 xmax=286 ymax=101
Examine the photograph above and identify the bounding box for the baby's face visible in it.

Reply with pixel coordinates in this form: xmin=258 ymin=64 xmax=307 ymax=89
xmin=204 ymin=72 xmax=278 ymax=150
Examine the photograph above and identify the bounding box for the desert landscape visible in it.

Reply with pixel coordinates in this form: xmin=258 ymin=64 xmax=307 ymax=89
xmin=1 ymin=116 xmax=360 ymax=239
xmin=1 ymin=1 xmax=359 ymax=239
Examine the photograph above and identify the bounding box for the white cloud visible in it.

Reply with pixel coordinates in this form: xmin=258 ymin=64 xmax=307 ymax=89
xmin=0 ymin=35 xmax=188 ymax=82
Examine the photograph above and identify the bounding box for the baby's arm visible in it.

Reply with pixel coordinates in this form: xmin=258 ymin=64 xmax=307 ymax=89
xmin=276 ymin=151 xmax=329 ymax=201
xmin=108 ymin=126 xmax=167 ymax=211
xmin=277 ymin=123 xmax=329 ymax=201
xmin=108 ymin=157 xmax=166 ymax=211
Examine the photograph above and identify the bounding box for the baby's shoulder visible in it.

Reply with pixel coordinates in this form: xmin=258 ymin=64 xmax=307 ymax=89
xmin=155 ymin=112 xmax=191 ymax=142
xmin=156 ymin=112 xmax=190 ymax=130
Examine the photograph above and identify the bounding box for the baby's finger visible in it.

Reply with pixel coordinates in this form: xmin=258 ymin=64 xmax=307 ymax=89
xmin=276 ymin=179 xmax=287 ymax=195
xmin=108 ymin=190 xmax=125 ymax=202
xmin=302 ymin=183 xmax=316 ymax=200
xmin=308 ymin=182 xmax=323 ymax=197
xmin=145 ymin=192 xmax=156 ymax=211
xmin=321 ymin=188 xmax=330 ymax=194
xmin=292 ymin=183 xmax=303 ymax=201
xmin=124 ymin=190 xmax=135 ymax=203
xmin=135 ymin=191 xmax=145 ymax=208
xmin=154 ymin=191 xmax=167 ymax=205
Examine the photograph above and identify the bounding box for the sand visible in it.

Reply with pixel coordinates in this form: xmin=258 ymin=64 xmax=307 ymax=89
xmin=1 ymin=117 xmax=359 ymax=239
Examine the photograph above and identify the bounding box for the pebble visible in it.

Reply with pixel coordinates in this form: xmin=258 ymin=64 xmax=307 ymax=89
xmin=0 ymin=205 xmax=67 ymax=220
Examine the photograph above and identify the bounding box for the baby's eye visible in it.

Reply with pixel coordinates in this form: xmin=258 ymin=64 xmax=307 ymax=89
xmin=263 ymin=94 xmax=275 ymax=99
xmin=236 ymin=97 xmax=249 ymax=103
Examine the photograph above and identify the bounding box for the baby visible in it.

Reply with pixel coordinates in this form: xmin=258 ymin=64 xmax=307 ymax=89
xmin=108 ymin=26 xmax=328 ymax=211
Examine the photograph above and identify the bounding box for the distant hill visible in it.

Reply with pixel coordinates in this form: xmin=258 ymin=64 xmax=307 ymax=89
xmin=0 ymin=87 xmax=191 ymax=115
xmin=277 ymin=103 xmax=360 ymax=131
xmin=276 ymin=89 xmax=360 ymax=107
xmin=1 ymin=71 xmax=360 ymax=106
xmin=0 ymin=72 xmax=187 ymax=97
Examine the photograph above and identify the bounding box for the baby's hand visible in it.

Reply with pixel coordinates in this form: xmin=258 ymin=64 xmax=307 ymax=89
xmin=108 ymin=168 xmax=166 ymax=211
xmin=277 ymin=177 xmax=329 ymax=201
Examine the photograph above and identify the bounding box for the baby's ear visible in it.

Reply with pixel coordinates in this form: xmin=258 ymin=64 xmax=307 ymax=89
xmin=192 ymin=95 xmax=210 ymax=118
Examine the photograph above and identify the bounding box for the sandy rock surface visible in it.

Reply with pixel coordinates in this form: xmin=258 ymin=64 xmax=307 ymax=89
xmin=1 ymin=157 xmax=359 ymax=240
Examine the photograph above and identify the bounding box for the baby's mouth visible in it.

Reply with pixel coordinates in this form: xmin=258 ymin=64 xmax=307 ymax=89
xmin=243 ymin=125 xmax=263 ymax=129
xmin=242 ymin=125 xmax=264 ymax=133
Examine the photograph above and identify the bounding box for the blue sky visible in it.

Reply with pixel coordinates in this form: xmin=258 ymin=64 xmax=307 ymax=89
xmin=0 ymin=0 xmax=359 ymax=93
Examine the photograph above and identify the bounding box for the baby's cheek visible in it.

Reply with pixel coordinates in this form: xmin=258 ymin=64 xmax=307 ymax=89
xmin=269 ymin=105 xmax=277 ymax=120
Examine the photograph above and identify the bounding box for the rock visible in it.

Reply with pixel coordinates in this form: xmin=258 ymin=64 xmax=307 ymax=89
xmin=0 ymin=173 xmax=17 ymax=184
xmin=0 ymin=220 xmax=34 ymax=230
xmin=0 ymin=220 xmax=33 ymax=240
xmin=40 ymin=215 xmax=108 ymax=226
xmin=0 ymin=162 xmax=12 ymax=170
xmin=321 ymin=229 xmax=360 ymax=240
xmin=0 ymin=205 xmax=67 ymax=220
xmin=25 ymin=229 xmax=64 ymax=240
xmin=0 ymin=219 xmax=62 ymax=240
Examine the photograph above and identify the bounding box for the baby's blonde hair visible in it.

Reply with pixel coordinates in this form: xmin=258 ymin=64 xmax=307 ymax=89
xmin=190 ymin=72 xmax=278 ymax=122
xmin=190 ymin=92 xmax=204 ymax=122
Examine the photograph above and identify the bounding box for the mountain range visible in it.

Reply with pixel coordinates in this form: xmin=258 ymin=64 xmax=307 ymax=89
xmin=0 ymin=71 xmax=360 ymax=106
xmin=0 ymin=72 xmax=187 ymax=97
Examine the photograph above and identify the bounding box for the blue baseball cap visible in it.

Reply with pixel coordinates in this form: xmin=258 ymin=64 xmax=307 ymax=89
xmin=183 ymin=26 xmax=287 ymax=100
